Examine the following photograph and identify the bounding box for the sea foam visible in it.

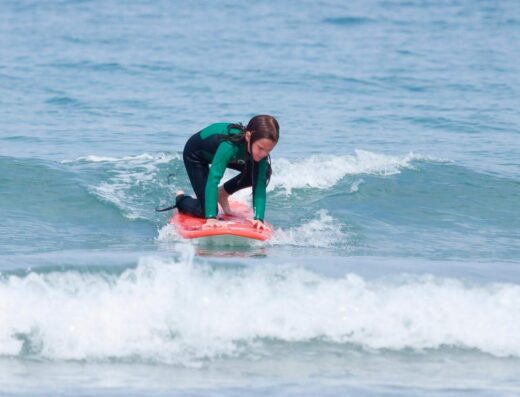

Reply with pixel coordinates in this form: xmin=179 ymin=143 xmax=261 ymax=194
xmin=1 ymin=248 xmax=519 ymax=364
xmin=269 ymin=150 xmax=423 ymax=194
xmin=270 ymin=210 xmax=348 ymax=248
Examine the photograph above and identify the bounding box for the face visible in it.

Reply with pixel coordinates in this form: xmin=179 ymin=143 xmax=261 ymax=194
xmin=246 ymin=133 xmax=277 ymax=162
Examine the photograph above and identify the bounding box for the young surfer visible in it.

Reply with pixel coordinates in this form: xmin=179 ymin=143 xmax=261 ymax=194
xmin=174 ymin=115 xmax=279 ymax=231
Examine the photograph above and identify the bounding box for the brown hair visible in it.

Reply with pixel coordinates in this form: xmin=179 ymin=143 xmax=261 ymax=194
xmin=246 ymin=115 xmax=280 ymax=144
xmin=226 ymin=115 xmax=280 ymax=145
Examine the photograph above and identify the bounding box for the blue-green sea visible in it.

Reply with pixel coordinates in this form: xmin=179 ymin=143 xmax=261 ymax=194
xmin=1 ymin=1 xmax=520 ymax=396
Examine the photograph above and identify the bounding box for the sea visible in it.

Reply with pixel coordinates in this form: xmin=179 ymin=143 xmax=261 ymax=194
xmin=1 ymin=0 xmax=520 ymax=396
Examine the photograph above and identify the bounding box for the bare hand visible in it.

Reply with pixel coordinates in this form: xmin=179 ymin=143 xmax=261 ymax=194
xmin=249 ymin=219 xmax=271 ymax=231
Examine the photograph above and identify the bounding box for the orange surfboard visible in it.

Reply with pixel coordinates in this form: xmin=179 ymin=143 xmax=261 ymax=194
xmin=169 ymin=200 xmax=272 ymax=241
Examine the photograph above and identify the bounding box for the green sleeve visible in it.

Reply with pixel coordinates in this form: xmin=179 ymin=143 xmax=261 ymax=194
xmin=205 ymin=141 xmax=237 ymax=218
xmin=253 ymin=158 xmax=268 ymax=221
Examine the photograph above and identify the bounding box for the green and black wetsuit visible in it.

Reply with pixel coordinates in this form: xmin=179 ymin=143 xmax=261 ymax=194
xmin=176 ymin=123 xmax=271 ymax=221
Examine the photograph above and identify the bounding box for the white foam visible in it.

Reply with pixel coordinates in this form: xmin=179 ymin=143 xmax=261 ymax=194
xmin=271 ymin=210 xmax=348 ymax=248
xmin=349 ymin=178 xmax=364 ymax=193
xmin=2 ymin=250 xmax=520 ymax=364
xmin=78 ymin=153 xmax=181 ymax=220
xmin=269 ymin=150 xmax=423 ymax=194
xmin=156 ymin=223 xmax=184 ymax=242
xmin=61 ymin=153 xmax=178 ymax=164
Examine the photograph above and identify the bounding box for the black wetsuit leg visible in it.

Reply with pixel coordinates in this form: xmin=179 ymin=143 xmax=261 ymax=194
xmin=176 ymin=133 xmax=213 ymax=218
xmin=223 ymin=161 xmax=272 ymax=195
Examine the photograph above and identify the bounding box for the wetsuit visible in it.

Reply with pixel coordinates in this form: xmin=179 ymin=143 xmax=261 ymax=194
xmin=176 ymin=123 xmax=271 ymax=221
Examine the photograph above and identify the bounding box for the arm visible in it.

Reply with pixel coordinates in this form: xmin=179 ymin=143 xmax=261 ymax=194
xmin=253 ymin=158 xmax=268 ymax=221
xmin=205 ymin=141 xmax=237 ymax=218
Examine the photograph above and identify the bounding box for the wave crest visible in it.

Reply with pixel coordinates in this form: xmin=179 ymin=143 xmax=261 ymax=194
xmin=1 ymin=250 xmax=519 ymax=364
xmin=270 ymin=150 xmax=422 ymax=194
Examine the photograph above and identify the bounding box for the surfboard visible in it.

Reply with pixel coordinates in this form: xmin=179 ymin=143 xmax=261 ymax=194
xmin=169 ymin=200 xmax=273 ymax=241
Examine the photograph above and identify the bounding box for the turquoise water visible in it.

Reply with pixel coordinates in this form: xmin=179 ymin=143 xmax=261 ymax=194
xmin=1 ymin=1 xmax=520 ymax=396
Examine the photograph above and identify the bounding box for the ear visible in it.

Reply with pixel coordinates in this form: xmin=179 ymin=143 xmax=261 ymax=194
xmin=245 ymin=131 xmax=252 ymax=142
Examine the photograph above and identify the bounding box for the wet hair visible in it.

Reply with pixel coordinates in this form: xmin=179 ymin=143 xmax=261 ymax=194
xmin=225 ymin=115 xmax=280 ymax=145
xmin=223 ymin=115 xmax=280 ymax=200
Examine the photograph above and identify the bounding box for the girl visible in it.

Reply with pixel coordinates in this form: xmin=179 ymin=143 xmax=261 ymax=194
xmin=175 ymin=115 xmax=279 ymax=231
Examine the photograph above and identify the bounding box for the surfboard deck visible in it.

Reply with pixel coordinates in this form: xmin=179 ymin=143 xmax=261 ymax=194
xmin=169 ymin=200 xmax=272 ymax=241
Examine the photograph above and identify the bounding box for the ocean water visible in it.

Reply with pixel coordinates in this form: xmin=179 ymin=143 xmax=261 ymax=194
xmin=1 ymin=0 xmax=520 ymax=396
